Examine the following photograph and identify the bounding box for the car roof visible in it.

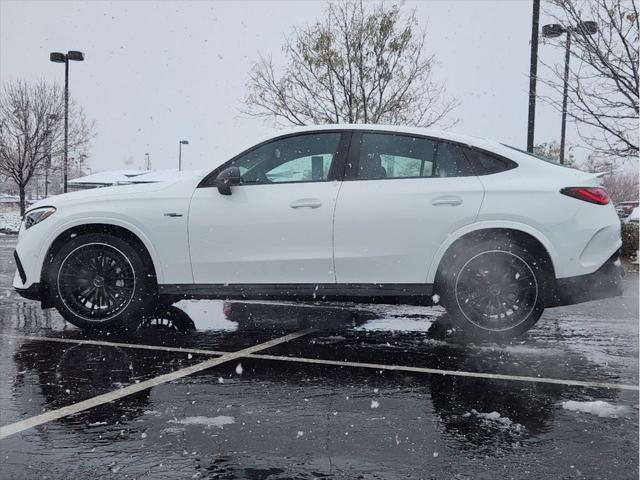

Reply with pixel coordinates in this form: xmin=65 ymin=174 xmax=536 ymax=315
xmin=274 ymin=124 xmax=498 ymax=150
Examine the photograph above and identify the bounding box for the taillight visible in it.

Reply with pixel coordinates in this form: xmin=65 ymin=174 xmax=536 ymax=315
xmin=560 ymin=187 xmax=610 ymax=205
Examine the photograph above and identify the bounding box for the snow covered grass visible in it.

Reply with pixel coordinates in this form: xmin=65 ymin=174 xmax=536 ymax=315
xmin=561 ymin=400 xmax=632 ymax=418
xmin=0 ymin=212 xmax=21 ymax=233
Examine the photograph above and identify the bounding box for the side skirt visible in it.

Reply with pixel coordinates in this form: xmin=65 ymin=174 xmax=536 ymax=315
xmin=158 ymin=283 xmax=434 ymax=306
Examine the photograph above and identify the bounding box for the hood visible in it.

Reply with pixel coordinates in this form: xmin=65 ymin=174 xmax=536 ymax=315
xmin=27 ymin=169 xmax=205 ymax=212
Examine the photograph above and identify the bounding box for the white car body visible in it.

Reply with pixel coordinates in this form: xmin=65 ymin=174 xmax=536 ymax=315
xmin=13 ymin=125 xmax=623 ymax=336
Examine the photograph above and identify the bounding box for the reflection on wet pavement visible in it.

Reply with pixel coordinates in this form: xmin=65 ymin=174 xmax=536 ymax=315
xmin=0 ymin=236 xmax=638 ymax=479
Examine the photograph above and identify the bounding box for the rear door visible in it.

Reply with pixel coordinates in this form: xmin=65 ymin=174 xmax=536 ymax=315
xmin=333 ymin=131 xmax=485 ymax=285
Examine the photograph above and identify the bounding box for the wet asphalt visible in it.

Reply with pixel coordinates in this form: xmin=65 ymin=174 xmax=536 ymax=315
xmin=0 ymin=235 xmax=638 ymax=480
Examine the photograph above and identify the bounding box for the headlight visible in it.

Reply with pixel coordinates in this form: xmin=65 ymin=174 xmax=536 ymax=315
xmin=24 ymin=207 xmax=56 ymax=229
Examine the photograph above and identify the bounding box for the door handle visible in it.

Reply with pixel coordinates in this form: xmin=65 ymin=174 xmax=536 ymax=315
xmin=431 ymin=196 xmax=463 ymax=206
xmin=290 ymin=198 xmax=322 ymax=209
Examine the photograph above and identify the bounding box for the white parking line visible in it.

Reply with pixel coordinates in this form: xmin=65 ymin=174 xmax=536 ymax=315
xmin=0 ymin=334 xmax=227 ymax=356
xmin=0 ymin=329 xmax=313 ymax=440
xmin=248 ymin=353 xmax=640 ymax=391
xmin=1 ymin=331 xmax=638 ymax=418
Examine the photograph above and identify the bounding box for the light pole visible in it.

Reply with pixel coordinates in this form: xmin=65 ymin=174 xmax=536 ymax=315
xmin=526 ymin=0 xmax=541 ymax=153
xmin=145 ymin=153 xmax=151 ymax=170
xmin=50 ymin=50 xmax=84 ymax=192
xmin=178 ymin=140 xmax=189 ymax=171
xmin=542 ymin=21 xmax=597 ymax=164
xmin=44 ymin=114 xmax=58 ymax=197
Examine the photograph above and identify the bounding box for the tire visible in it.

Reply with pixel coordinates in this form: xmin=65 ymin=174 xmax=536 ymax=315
xmin=436 ymin=238 xmax=546 ymax=341
xmin=44 ymin=233 xmax=157 ymax=331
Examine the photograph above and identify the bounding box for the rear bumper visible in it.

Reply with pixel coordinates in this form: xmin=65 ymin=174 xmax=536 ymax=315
xmin=546 ymin=251 xmax=624 ymax=308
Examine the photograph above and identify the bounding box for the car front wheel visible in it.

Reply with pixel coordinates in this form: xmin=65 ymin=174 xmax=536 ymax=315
xmin=44 ymin=233 xmax=157 ymax=331
xmin=438 ymin=239 xmax=546 ymax=341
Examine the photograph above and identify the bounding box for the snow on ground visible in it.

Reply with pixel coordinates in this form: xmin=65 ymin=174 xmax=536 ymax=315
xmin=354 ymin=303 xmax=445 ymax=332
xmin=463 ymin=409 xmax=526 ymax=433
xmin=173 ymin=300 xmax=238 ymax=331
xmin=561 ymin=400 xmax=632 ymax=418
xmin=0 ymin=212 xmax=21 ymax=233
xmin=168 ymin=415 xmax=235 ymax=429
xmin=355 ymin=317 xmax=435 ymax=332
xmin=471 ymin=342 xmax=565 ymax=356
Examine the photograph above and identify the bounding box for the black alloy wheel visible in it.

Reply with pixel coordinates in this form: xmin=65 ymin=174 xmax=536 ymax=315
xmin=46 ymin=232 xmax=157 ymax=331
xmin=454 ymin=250 xmax=538 ymax=332
xmin=437 ymin=238 xmax=546 ymax=341
xmin=57 ymin=243 xmax=136 ymax=321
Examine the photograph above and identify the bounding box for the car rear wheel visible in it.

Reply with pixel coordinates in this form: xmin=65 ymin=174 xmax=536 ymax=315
xmin=45 ymin=233 xmax=157 ymax=331
xmin=437 ymin=239 xmax=545 ymax=341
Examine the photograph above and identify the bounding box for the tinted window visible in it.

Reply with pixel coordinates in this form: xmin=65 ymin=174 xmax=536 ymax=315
xmin=230 ymin=133 xmax=341 ymax=184
xmin=355 ymin=133 xmax=472 ymax=180
xmin=462 ymin=147 xmax=518 ymax=175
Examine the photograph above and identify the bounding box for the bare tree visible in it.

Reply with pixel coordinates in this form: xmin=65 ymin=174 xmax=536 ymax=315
xmin=534 ymin=140 xmax=577 ymax=165
xmin=541 ymin=0 xmax=639 ymax=159
xmin=244 ymin=1 xmax=458 ymax=128
xmin=580 ymin=154 xmax=639 ymax=203
xmin=0 ymin=79 xmax=94 ymax=214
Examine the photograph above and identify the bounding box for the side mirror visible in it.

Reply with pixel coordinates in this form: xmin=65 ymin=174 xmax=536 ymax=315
xmin=216 ymin=166 xmax=241 ymax=195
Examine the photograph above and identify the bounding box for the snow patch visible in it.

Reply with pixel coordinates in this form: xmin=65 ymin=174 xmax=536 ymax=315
xmin=168 ymin=415 xmax=235 ymax=429
xmin=355 ymin=317 xmax=434 ymax=332
xmin=561 ymin=400 xmax=631 ymax=418
xmin=160 ymin=426 xmax=185 ymax=435
xmin=463 ymin=409 xmax=525 ymax=433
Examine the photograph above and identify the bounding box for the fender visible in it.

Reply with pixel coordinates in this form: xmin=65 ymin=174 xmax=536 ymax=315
xmin=35 ymin=215 xmax=165 ymax=284
xmin=425 ymin=220 xmax=561 ymax=283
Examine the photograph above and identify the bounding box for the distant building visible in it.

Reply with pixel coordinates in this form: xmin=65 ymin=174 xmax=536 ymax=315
xmin=67 ymin=169 xmax=201 ymax=190
xmin=67 ymin=170 xmax=152 ymax=190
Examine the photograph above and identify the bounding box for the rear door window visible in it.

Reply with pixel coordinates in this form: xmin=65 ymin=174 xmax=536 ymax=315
xmin=353 ymin=133 xmax=474 ymax=180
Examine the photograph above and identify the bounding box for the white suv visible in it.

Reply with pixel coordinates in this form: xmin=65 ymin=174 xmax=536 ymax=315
xmin=13 ymin=125 xmax=623 ymax=339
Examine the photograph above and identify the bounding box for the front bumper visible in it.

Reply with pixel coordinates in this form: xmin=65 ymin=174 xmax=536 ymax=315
xmin=13 ymin=248 xmax=43 ymax=302
xmin=546 ymin=251 xmax=624 ymax=308
xmin=15 ymin=281 xmax=42 ymax=302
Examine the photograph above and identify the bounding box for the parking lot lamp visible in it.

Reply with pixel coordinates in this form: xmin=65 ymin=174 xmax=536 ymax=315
xmin=541 ymin=21 xmax=597 ymax=164
xmin=179 ymin=140 xmax=189 ymax=171
xmin=49 ymin=50 xmax=84 ymax=192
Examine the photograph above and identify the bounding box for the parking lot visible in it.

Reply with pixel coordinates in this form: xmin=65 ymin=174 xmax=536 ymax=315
xmin=0 ymin=235 xmax=638 ymax=479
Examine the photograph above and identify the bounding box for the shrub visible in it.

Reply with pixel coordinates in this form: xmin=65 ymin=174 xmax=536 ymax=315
xmin=621 ymin=223 xmax=639 ymax=258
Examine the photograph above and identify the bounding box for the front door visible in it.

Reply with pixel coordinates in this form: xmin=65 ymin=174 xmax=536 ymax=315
xmin=188 ymin=131 xmax=345 ymax=285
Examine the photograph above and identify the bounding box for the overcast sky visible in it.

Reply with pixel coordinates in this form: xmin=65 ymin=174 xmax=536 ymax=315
xmin=1 ymin=0 xmax=597 ymax=174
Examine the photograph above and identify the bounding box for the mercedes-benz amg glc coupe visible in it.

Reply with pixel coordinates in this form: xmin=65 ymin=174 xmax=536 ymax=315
xmin=13 ymin=125 xmax=623 ymax=339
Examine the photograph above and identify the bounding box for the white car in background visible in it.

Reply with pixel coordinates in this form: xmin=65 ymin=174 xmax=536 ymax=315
xmin=13 ymin=125 xmax=623 ymax=340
